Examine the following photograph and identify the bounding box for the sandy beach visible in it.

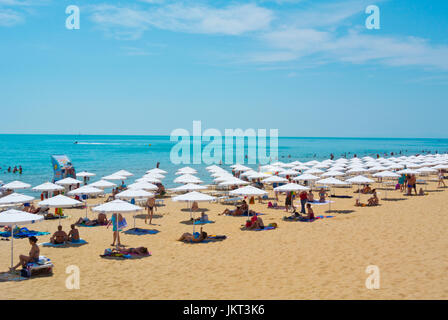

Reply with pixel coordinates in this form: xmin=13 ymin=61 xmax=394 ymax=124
xmin=1 ymin=180 xmax=447 ymax=300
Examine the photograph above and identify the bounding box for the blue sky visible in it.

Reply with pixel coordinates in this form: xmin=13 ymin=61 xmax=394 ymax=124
xmin=0 ymin=0 xmax=447 ymax=138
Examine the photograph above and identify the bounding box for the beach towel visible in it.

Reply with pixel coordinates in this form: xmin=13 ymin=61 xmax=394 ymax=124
xmin=193 ymin=220 xmax=215 ymax=225
xmin=0 ymin=228 xmax=50 ymax=239
xmin=0 ymin=271 xmax=29 ymax=282
xmin=283 ymin=215 xmax=334 ymax=222
xmin=44 ymin=215 xmax=69 ymax=220
xmin=41 ymin=239 xmax=88 ymax=247
xmin=241 ymin=226 xmax=277 ymax=231
xmin=124 ymin=228 xmax=160 ymax=235
xmin=182 ymin=235 xmax=227 ymax=244
xmin=100 ymin=248 xmax=152 ymax=260
xmin=302 ymin=200 xmax=334 ymax=205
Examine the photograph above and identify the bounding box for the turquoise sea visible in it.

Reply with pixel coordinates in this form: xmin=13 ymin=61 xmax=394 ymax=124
xmin=1 ymin=134 xmax=448 ymax=195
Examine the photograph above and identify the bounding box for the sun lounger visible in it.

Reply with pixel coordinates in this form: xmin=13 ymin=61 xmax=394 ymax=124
xmin=21 ymin=256 xmax=54 ymax=278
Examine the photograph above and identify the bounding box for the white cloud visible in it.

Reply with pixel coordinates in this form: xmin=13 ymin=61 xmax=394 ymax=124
xmin=88 ymin=2 xmax=273 ymax=39
xmin=0 ymin=8 xmax=23 ymax=26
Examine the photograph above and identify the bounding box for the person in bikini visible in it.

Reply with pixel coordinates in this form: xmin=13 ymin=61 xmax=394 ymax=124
xmin=145 ymin=197 xmax=156 ymax=224
xmin=10 ymin=236 xmax=40 ymax=271
xmin=68 ymin=224 xmax=80 ymax=242
xmin=178 ymin=227 xmax=208 ymax=243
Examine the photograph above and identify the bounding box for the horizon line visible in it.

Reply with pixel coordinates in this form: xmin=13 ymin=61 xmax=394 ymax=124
xmin=0 ymin=133 xmax=447 ymax=140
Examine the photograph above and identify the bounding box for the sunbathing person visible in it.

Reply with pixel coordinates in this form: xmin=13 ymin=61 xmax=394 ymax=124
xmin=68 ymin=224 xmax=80 ymax=242
xmin=220 ymin=207 xmax=244 ymax=216
xmin=178 ymin=227 xmax=208 ymax=243
xmin=318 ymin=188 xmax=327 ymax=203
xmin=50 ymin=225 xmax=68 ymax=244
xmin=10 ymin=236 xmax=39 ymax=271
xmin=304 ymin=203 xmax=315 ymax=220
xmin=191 ymin=201 xmax=199 ymax=212
xmin=245 ymin=215 xmax=265 ymax=230
xmin=307 ymin=191 xmax=314 ymax=202
xmin=367 ymin=190 xmax=379 ymax=206
xmin=112 ymin=247 xmax=149 ymax=255
xmin=194 ymin=211 xmax=209 ymax=223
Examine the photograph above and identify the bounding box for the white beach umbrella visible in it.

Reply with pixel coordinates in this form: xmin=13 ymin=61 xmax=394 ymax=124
xmin=68 ymin=185 xmax=104 ymax=196
xmin=92 ymin=200 xmax=143 ymax=246
xmin=175 ymin=167 xmax=197 ymax=175
xmin=346 ymin=175 xmax=375 ymax=200
xmin=116 ymin=189 xmax=154 ymax=200
xmin=170 ymin=183 xmax=207 ymax=193
xmin=372 ymin=171 xmax=400 ymax=199
xmin=112 ymin=170 xmax=134 ymax=177
xmin=146 ymin=168 xmax=167 ymax=174
xmin=172 ymin=191 xmax=216 ymax=224
xmin=102 ymin=174 xmax=127 ymax=181
xmin=39 ymin=194 xmax=82 ymax=208
xmin=55 ymin=177 xmax=83 ymax=186
xmin=90 ymin=180 xmax=117 ymax=189
xmin=321 ymin=170 xmax=345 ymax=178
xmin=0 ymin=193 xmax=34 ymax=206
xmin=39 ymin=195 xmax=83 ymax=225
xmin=174 ymin=174 xmax=203 ymax=184
xmin=2 ymin=181 xmax=31 ymax=190
xmin=32 ymin=182 xmax=64 ymax=193
xmin=68 ymin=186 xmax=105 ymax=217
xmin=396 ymin=169 xmax=419 ymax=175
xmin=304 ymin=168 xmax=324 ymax=175
xmin=261 ymin=176 xmax=288 ymax=184
xmin=0 ymin=209 xmax=44 ymax=269
xmin=278 ymin=169 xmax=299 ymax=177
xmin=232 ymin=164 xmax=252 ymax=172
xmin=274 ymin=183 xmax=309 ymax=192
xmin=229 ymin=185 xmax=267 ymax=197
xmin=172 ymin=191 xmax=216 ymax=203
xmin=218 ymin=178 xmax=250 ymax=187
xmin=76 ymin=171 xmax=96 ymax=178
xmin=127 ymin=182 xmax=159 ymax=191
xmin=143 ymin=173 xmax=165 ymax=180
xmin=316 ymin=177 xmax=348 ymax=211
xmin=294 ymin=173 xmax=319 ymax=182
xmin=136 ymin=177 xmax=162 ymax=184
xmin=92 ymin=199 xmax=143 ymax=213
xmin=247 ymin=172 xmax=271 ymax=180
xmin=292 ymin=165 xmax=310 ymax=171
xmin=416 ymin=167 xmax=437 ymax=174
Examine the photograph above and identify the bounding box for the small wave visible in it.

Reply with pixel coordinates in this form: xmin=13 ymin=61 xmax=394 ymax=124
xmin=75 ymin=142 xmax=121 ymax=145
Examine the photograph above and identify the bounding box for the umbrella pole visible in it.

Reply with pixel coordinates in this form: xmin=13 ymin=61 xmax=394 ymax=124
xmin=10 ymin=224 xmax=14 ymax=269
xmin=328 ymin=186 xmax=331 ymax=213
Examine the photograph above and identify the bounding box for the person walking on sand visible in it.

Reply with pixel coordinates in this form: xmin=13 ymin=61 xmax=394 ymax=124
xmin=438 ymin=170 xmax=446 ymax=188
xmin=145 ymin=197 xmax=156 ymax=224
xmin=107 ymin=213 xmax=123 ymax=247
xmin=299 ymin=190 xmax=308 ymax=214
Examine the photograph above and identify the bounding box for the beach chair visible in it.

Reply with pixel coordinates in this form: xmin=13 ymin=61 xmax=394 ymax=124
xmin=21 ymin=256 xmax=54 ymax=278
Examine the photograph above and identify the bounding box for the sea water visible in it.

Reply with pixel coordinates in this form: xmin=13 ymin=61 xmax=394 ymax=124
xmin=0 ymin=134 xmax=447 ymax=195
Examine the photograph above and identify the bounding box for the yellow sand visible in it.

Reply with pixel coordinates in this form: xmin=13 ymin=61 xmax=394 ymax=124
xmin=1 ymin=181 xmax=447 ymax=300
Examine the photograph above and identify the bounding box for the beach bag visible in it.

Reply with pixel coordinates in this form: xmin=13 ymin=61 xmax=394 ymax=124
xmin=395 ymin=183 xmax=400 ymax=190
xmin=268 ymin=202 xmax=273 ymax=208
